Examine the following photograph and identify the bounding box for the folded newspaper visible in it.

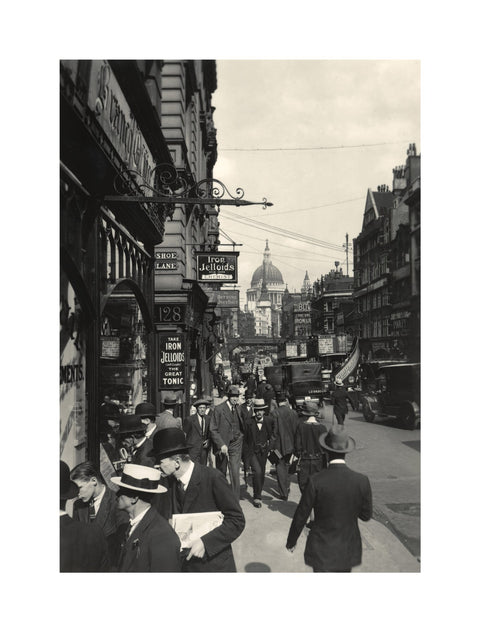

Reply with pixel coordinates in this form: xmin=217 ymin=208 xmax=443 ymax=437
xmin=171 ymin=511 xmax=224 ymax=549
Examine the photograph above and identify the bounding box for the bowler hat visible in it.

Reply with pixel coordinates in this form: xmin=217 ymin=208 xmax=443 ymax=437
xmin=193 ymin=398 xmax=210 ymax=407
xmin=276 ymin=392 xmax=288 ymax=402
xmin=101 ymin=402 xmax=120 ymax=420
xmin=253 ymin=398 xmax=268 ymax=411
xmin=135 ymin=402 xmax=156 ymax=418
xmin=319 ymin=426 xmax=356 ymax=454
xmin=116 ymin=414 xmax=145 ymax=436
xmin=226 ymin=385 xmax=240 ymax=397
xmin=300 ymin=401 xmax=320 ymax=416
xmin=60 ymin=460 xmax=79 ymax=500
xmin=148 ymin=427 xmax=190 ymax=459
xmin=111 ymin=463 xmax=167 ymax=494
xmin=163 ymin=396 xmax=177 ymax=406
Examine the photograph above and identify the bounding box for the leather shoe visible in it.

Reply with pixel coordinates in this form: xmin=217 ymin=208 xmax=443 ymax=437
xmin=253 ymin=499 xmax=262 ymax=508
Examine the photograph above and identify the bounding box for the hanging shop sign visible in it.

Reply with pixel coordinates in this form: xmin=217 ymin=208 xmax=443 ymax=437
xmin=155 ymin=251 xmax=179 ymax=271
xmin=158 ymin=333 xmax=186 ymax=389
xmin=204 ymin=289 xmax=240 ymax=308
xmin=196 ymin=252 xmax=239 ymax=283
xmin=88 ymin=60 xmax=156 ymax=186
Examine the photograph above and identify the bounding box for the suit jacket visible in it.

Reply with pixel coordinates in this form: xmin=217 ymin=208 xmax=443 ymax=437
xmin=118 ymin=506 xmax=181 ymax=572
xmin=60 ymin=514 xmax=110 ymax=572
xmin=182 ymin=412 xmax=211 ymax=463
xmin=164 ymin=463 xmax=245 ymax=572
xmin=156 ymin=410 xmax=183 ymax=431
xmin=242 ymin=416 xmax=275 ymax=458
xmin=131 ymin=437 xmax=156 ymax=468
xmin=331 ymin=387 xmax=349 ymax=415
xmin=210 ymin=401 xmax=244 ymax=451
xmin=286 ymin=463 xmax=372 ymax=571
xmin=270 ymin=405 xmax=299 ymax=456
xmin=72 ymin=485 xmax=129 ymax=568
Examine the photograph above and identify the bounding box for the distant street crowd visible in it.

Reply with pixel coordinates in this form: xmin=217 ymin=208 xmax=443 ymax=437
xmin=60 ymin=373 xmax=372 ymax=573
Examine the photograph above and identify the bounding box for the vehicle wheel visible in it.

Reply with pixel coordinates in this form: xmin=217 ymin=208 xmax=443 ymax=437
xmin=399 ymin=403 xmax=419 ymax=430
xmin=362 ymin=399 xmax=375 ymax=423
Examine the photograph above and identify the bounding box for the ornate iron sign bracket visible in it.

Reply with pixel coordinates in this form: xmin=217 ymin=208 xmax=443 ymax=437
xmin=104 ymin=163 xmax=273 ymax=209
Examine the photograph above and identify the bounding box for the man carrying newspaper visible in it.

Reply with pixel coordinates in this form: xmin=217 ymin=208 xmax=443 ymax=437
xmin=149 ymin=427 xmax=245 ymax=572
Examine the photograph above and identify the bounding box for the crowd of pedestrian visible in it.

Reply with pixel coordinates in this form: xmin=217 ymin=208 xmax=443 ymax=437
xmin=60 ymin=373 xmax=372 ymax=573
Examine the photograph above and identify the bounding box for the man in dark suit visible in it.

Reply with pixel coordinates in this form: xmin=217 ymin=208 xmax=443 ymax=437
xmin=60 ymin=461 xmax=109 ymax=572
xmin=149 ymin=427 xmax=246 ymax=572
xmin=238 ymin=394 xmax=255 ymax=487
xmin=136 ymin=401 xmax=159 ymax=440
xmin=286 ymin=425 xmax=372 ymax=572
xmin=117 ymin=414 xmax=156 ymax=468
xmin=242 ymin=399 xmax=275 ymax=508
xmin=331 ymin=377 xmax=350 ymax=425
xmin=269 ymin=392 xmax=299 ymax=500
xmin=70 ymin=460 xmax=129 ymax=568
xmin=111 ymin=463 xmax=181 ymax=572
xmin=182 ymin=398 xmax=211 ymax=465
xmin=210 ymin=385 xmax=244 ymax=498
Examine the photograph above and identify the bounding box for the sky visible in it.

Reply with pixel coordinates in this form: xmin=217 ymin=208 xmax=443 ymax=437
xmin=211 ymin=60 xmax=420 ymax=306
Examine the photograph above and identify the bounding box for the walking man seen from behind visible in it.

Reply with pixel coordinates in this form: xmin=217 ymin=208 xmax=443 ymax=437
xmin=286 ymin=425 xmax=372 ymax=572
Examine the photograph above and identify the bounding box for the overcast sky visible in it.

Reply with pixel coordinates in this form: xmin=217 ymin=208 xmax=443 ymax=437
xmin=211 ymin=60 xmax=420 ymax=306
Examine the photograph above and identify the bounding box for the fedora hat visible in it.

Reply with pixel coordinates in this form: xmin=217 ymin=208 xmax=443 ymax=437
xmin=193 ymin=398 xmax=210 ymax=407
xmin=111 ymin=464 xmax=167 ymax=494
xmin=163 ymin=396 xmax=177 ymax=406
xmin=135 ymin=402 xmax=156 ymax=417
xmin=334 ymin=377 xmax=344 ymax=386
xmin=253 ymin=398 xmax=268 ymax=411
xmin=60 ymin=460 xmax=79 ymax=500
xmin=148 ymin=427 xmax=190 ymax=459
xmin=319 ymin=426 xmax=356 ymax=454
xmin=116 ymin=414 xmax=145 ymax=436
xmin=300 ymin=401 xmax=320 ymax=416
xmin=226 ymin=385 xmax=240 ymax=397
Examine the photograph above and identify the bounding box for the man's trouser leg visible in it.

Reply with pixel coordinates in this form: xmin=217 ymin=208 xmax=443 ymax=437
xmin=227 ymin=435 xmax=243 ymax=498
xmin=276 ymin=454 xmax=291 ymax=498
xmin=215 ymin=452 xmax=228 ymax=476
xmin=250 ymin=453 xmax=267 ymax=500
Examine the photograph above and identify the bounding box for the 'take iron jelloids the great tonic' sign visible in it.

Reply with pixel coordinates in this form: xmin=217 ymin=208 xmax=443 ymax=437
xmin=158 ymin=333 xmax=186 ymax=390
xmin=196 ymin=252 xmax=239 ymax=283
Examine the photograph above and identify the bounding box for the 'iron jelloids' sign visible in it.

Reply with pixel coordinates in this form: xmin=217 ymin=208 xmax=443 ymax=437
xmin=158 ymin=334 xmax=186 ymax=390
xmin=196 ymin=252 xmax=239 ymax=283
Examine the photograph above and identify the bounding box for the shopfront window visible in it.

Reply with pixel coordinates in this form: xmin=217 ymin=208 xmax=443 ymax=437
xmin=99 ymin=283 xmax=149 ymax=414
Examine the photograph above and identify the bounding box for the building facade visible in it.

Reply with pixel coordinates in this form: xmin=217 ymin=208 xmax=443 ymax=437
xmin=352 ymin=144 xmax=420 ymax=361
xmin=60 ymin=60 xmax=221 ymax=473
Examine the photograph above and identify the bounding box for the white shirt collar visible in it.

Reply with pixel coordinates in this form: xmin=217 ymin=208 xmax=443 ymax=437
xmin=92 ymin=484 xmax=106 ymax=511
xmin=178 ymin=460 xmax=195 ymax=490
xmin=145 ymin=425 xmax=156 ymax=438
xmin=129 ymin=506 xmax=150 ymax=534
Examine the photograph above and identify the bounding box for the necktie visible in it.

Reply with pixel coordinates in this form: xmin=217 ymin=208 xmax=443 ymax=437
xmin=176 ymin=480 xmax=185 ymax=512
xmin=88 ymin=498 xmax=96 ymax=521
xmin=200 ymin=415 xmax=204 ymax=437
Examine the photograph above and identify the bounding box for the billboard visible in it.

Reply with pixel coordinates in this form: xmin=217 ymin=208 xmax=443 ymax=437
xmin=196 ymin=252 xmax=239 ymax=283
xmin=204 ymin=289 xmax=240 ymax=308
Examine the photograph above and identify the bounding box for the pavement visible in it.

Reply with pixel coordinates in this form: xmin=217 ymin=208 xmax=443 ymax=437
xmin=212 ymin=394 xmax=420 ymax=573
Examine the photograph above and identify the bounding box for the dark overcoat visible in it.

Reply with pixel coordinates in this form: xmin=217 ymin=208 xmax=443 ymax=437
xmin=270 ymin=405 xmax=299 ymax=456
xmin=210 ymin=401 xmax=244 ymax=451
xmin=72 ymin=484 xmax=128 ymax=568
xmin=286 ymin=463 xmax=372 ymax=571
xmin=164 ymin=462 xmax=245 ymax=572
xmin=117 ymin=506 xmax=181 ymax=572
xmin=242 ymin=416 xmax=275 ymax=458
xmin=60 ymin=514 xmax=109 ymax=572
xmin=182 ymin=412 xmax=211 ymax=463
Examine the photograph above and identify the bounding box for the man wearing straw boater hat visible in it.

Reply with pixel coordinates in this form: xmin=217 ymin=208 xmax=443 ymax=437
xmin=286 ymin=425 xmax=372 ymax=572
xmin=182 ymin=398 xmax=211 ymax=465
xmin=112 ymin=463 xmax=181 ymax=572
xmin=149 ymin=427 xmax=245 ymax=572
xmin=331 ymin=377 xmax=350 ymax=425
xmin=242 ymin=399 xmax=275 ymax=508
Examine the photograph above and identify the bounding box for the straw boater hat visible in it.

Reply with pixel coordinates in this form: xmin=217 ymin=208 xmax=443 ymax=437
xmin=60 ymin=460 xmax=79 ymax=500
xmin=335 ymin=377 xmax=344 ymax=386
xmin=111 ymin=463 xmax=167 ymax=493
xmin=319 ymin=426 xmax=356 ymax=454
xmin=193 ymin=398 xmax=210 ymax=407
xmin=148 ymin=427 xmax=190 ymax=460
xmin=253 ymin=398 xmax=268 ymax=411
xmin=135 ymin=402 xmax=156 ymax=418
